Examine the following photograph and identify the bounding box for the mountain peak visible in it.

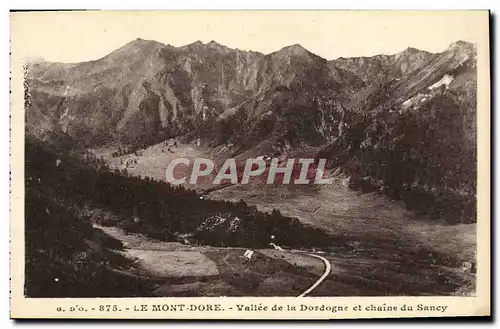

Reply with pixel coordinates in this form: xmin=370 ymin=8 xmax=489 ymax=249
xmin=127 ymin=38 xmax=163 ymax=47
xmin=449 ymin=40 xmax=474 ymax=47
xmin=392 ymin=46 xmax=433 ymax=65
xmin=398 ymin=46 xmax=433 ymax=57
xmin=403 ymin=46 xmax=420 ymax=53
xmin=180 ymin=41 xmax=204 ymax=49
xmin=270 ymin=44 xmax=323 ymax=61
xmin=116 ymin=38 xmax=169 ymax=54
xmin=206 ymin=40 xmax=230 ymax=51
xmin=446 ymin=40 xmax=476 ymax=61
xmin=180 ymin=40 xmax=231 ymax=53
xmin=281 ymin=44 xmax=310 ymax=55
xmin=448 ymin=40 xmax=475 ymax=51
xmin=100 ymin=38 xmax=168 ymax=63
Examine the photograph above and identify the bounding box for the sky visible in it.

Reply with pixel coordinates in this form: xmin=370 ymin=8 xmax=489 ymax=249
xmin=11 ymin=11 xmax=488 ymax=63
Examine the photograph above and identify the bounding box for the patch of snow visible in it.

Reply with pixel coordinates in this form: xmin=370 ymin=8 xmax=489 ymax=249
xmin=402 ymin=93 xmax=432 ymax=109
xmin=428 ymin=74 xmax=454 ymax=90
xmin=402 ymin=99 xmax=412 ymax=107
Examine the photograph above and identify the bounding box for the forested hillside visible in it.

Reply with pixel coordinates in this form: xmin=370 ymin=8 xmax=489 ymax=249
xmin=25 ymin=136 xmax=335 ymax=296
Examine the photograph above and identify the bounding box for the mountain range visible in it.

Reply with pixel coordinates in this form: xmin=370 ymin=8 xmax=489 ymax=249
xmin=24 ymin=38 xmax=477 ymax=223
xmin=25 ymin=39 xmax=475 ymax=148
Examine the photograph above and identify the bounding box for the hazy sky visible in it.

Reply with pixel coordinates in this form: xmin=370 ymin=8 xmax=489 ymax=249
xmin=11 ymin=11 xmax=488 ymax=63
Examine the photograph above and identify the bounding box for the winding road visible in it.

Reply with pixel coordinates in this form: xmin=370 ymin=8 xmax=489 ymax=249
xmin=270 ymin=242 xmax=332 ymax=297
xmin=297 ymin=253 xmax=332 ymax=297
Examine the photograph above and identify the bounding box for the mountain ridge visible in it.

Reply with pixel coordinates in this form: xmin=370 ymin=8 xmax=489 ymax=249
xmin=25 ymin=38 xmax=476 ymax=152
xmin=25 ymin=37 xmax=477 ymax=223
xmin=27 ymin=38 xmax=475 ymax=65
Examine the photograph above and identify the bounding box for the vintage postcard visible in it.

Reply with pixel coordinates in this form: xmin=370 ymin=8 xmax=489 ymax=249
xmin=10 ymin=10 xmax=490 ymax=319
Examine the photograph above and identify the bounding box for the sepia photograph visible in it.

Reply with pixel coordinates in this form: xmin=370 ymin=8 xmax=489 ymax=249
xmin=9 ymin=10 xmax=490 ymax=319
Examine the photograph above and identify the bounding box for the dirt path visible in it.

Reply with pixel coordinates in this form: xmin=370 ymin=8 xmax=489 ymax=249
xmin=298 ymin=253 xmax=331 ymax=297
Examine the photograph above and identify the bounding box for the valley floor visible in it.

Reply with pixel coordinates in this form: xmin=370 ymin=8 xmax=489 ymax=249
xmin=95 ymin=225 xmax=326 ymax=297
xmin=207 ymin=181 xmax=476 ymax=296
xmin=95 ymin=218 xmax=473 ymax=296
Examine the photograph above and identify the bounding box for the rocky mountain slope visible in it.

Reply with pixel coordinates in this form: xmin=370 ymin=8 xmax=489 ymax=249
xmin=25 ymin=39 xmax=475 ymax=150
xmin=319 ymin=41 xmax=477 ymax=223
xmin=25 ymin=39 xmax=357 ymax=148
xmin=25 ymin=39 xmax=477 ymax=223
